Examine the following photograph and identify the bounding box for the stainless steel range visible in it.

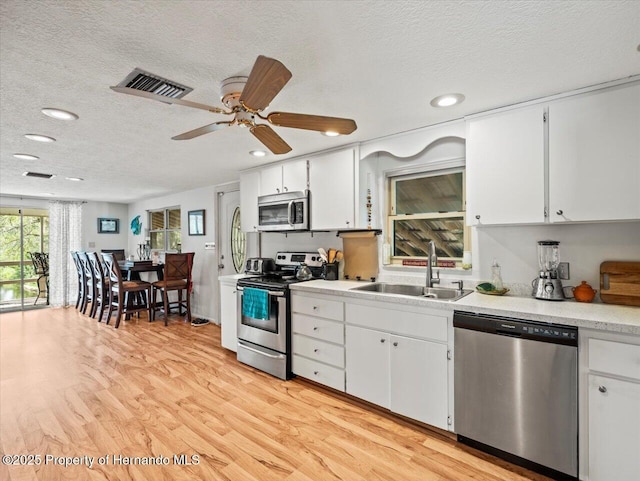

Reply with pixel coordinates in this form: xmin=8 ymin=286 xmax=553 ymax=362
xmin=236 ymin=252 xmax=323 ymax=379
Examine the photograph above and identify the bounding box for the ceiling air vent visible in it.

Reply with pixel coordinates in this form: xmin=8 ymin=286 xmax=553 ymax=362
xmin=22 ymin=171 xmax=55 ymax=179
xmin=115 ymin=68 xmax=193 ymax=99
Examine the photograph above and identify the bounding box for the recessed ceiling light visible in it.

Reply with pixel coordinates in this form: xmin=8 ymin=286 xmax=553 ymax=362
xmin=430 ymin=93 xmax=465 ymax=108
xmin=25 ymin=134 xmax=56 ymax=143
xmin=250 ymin=150 xmax=266 ymax=157
xmin=65 ymin=177 xmax=84 ymax=182
xmin=13 ymin=153 xmax=40 ymax=160
xmin=322 ymin=131 xmax=340 ymax=137
xmin=41 ymin=108 xmax=79 ymax=120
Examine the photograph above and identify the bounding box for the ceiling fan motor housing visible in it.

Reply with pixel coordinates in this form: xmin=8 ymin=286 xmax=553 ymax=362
xmin=220 ymin=76 xmax=248 ymax=108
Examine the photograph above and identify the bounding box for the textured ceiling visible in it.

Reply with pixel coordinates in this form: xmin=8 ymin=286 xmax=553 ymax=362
xmin=1 ymin=0 xmax=639 ymax=203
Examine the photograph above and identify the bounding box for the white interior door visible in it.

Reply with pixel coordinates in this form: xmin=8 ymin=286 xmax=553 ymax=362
xmin=218 ymin=189 xmax=244 ymax=277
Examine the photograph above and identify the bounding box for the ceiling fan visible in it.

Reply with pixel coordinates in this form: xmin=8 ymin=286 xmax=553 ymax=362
xmin=110 ymin=55 xmax=357 ymax=154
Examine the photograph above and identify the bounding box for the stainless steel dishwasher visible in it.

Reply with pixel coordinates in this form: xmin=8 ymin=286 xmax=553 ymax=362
xmin=454 ymin=311 xmax=578 ymax=481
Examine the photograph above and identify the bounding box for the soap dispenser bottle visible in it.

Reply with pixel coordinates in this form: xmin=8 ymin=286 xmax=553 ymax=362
xmin=491 ymin=259 xmax=504 ymax=290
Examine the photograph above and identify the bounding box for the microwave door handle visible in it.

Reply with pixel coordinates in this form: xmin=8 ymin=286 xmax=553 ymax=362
xmin=288 ymin=200 xmax=294 ymax=226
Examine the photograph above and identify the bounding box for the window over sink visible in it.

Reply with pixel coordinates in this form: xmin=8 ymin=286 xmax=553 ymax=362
xmin=388 ymin=168 xmax=468 ymax=267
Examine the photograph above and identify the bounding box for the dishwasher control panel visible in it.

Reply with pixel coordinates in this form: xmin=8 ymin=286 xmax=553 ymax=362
xmin=454 ymin=311 xmax=578 ymax=346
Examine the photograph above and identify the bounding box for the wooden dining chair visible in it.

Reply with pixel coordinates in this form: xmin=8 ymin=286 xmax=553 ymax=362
xmin=101 ymin=249 xmax=126 ymax=261
xmin=29 ymin=252 xmax=49 ymax=305
xmin=102 ymin=253 xmax=152 ymax=328
xmin=77 ymin=252 xmax=95 ymax=315
xmin=87 ymin=251 xmax=109 ymax=321
xmin=70 ymin=251 xmax=84 ymax=310
xmin=151 ymin=252 xmax=193 ymax=326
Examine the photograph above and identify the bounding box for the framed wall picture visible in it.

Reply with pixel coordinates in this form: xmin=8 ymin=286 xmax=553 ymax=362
xmin=98 ymin=218 xmax=120 ymax=234
xmin=188 ymin=209 xmax=205 ymax=236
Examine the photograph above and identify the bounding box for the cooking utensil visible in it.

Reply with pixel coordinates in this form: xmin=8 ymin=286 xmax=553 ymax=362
xmin=600 ymin=261 xmax=640 ymax=306
xmin=328 ymin=248 xmax=337 ymax=263
xmin=335 ymin=250 xmax=343 ymax=262
xmin=318 ymin=248 xmax=328 ymax=263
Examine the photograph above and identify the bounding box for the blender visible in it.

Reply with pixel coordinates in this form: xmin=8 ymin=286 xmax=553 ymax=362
xmin=532 ymin=240 xmax=565 ymax=301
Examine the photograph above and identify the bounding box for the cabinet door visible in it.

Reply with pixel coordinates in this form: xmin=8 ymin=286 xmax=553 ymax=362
xmin=390 ymin=335 xmax=448 ymax=429
xmin=282 ymin=159 xmax=308 ymax=193
xmin=588 ymin=374 xmax=640 ymax=481
xmin=220 ymin=283 xmax=238 ymax=351
xmin=345 ymin=325 xmax=389 ymax=408
xmin=240 ymin=171 xmax=260 ymax=232
xmin=466 ymin=106 xmax=545 ymax=225
xmin=549 ymin=83 xmax=640 ymax=222
xmin=309 ymin=148 xmax=355 ymax=230
xmin=259 ymin=164 xmax=283 ymax=196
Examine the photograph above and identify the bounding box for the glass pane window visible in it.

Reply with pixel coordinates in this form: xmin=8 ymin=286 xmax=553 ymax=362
xmin=388 ymin=169 xmax=467 ymax=264
xmin=148 ymin=207 xmax=181 ymax=252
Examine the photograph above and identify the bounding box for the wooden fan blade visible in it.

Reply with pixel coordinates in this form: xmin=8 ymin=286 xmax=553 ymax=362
xmin=267 ymin=112 xmax=357 ymax=135
xmin=172 ymin=121 xmax=232 ymax=140
xmin=239 ymin=56 xmax=292 ymax=112
xmin=250 ymin=124 xmax=292 ymax=154
xmin=110 ymin=86 xmax=229 ymax=114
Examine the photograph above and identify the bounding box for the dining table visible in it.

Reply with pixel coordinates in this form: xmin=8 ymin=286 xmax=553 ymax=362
xmin=118 ymin=260 xmax=164 ymax=281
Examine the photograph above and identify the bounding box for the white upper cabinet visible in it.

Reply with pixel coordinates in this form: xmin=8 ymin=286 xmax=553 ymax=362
xmin=466 ymin=105 xmax=546 ymax=225
xmin=239 ymin=170 xmax=260 ymax=232
xmin=309 ymin=148 xmax=356 ymax=230
xmin=548 ymin=82 xmax=640 ymax=223
xmin=259 ymin=159 xmax=308 ymax=196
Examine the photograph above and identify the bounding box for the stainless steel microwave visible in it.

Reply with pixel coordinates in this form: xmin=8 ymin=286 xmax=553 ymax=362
xmin=257 ymin=191 xmax=309 ymax=232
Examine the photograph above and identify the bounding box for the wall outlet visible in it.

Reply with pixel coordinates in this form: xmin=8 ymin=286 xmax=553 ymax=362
xmin=558 ymin=262 xmax=570 ymax=280
xmin=204 ymin=242 xmax=215 ymax=250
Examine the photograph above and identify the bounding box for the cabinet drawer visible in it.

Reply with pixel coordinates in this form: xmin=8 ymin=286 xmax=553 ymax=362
xmin=292 ymin=294 xmax=344 ymax=321
xmin=589 ymin=338 xmax=640 ymax=380
xmin=293 ymin=334 xmax=344 ymax=368
xmin=292 ymin=314 xmax=344 ymax=344
xmin=293 ymin=355 xmax=345 ymax=391
xmin=346 ymin=303 xmax=447 ymax=342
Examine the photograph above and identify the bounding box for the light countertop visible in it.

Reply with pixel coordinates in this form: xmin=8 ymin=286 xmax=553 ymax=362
xmin=290 ymin=280 xmax=640 ymax=335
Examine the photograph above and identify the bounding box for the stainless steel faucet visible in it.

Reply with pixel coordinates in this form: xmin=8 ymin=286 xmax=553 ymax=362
xmin=426 ymin=240 xmax=440 ymax=287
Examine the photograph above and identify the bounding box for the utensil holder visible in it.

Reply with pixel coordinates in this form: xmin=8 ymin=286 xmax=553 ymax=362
xmin=323 ymin=263 xmax=338 ymax=281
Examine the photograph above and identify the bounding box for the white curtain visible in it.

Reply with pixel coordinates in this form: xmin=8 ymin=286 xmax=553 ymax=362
xmin=49 ymin=201 xmax=83 ymax=307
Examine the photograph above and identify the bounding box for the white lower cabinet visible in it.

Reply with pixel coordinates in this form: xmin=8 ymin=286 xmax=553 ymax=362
xmin=587 ymin=374 xmax=640 ymax=481
xmin=581 ymin=332 xmax=640 ymax=481
xmin=291 ymin=292 xmax=345 ymax=391
xmin=219 ymin=281 xmax=238 ymax=352
xmin=345 ymin=300 xmax=452 ymax=431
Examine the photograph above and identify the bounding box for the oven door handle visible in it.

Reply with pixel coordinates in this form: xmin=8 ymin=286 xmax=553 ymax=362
xmin=236 ymin=286 xmax=286 ymax=297
xmin=238 ymin=340 xmax=286 ymax=360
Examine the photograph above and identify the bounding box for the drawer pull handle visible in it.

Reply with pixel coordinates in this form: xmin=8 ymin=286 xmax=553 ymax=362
xmin=598 ymin=385 xmax=607 ymax=393
xmin=313 ymin=306 xmax=318 ymax=310
xmin=314 ymin=349 xmax=319 ymax=353
xmin=313 ymin=371 xmax=319 ymax=376
xmin=313 ymin=326 xmax=318 ymax=331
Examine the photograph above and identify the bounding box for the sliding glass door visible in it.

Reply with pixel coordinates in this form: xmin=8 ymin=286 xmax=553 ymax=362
xmin=0 ymin=207 xmax=49 ymax=311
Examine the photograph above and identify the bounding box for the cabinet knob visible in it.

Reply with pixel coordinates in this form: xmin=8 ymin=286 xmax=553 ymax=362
xmin=313 ymin=326 xmax=318 ymax=331
xmin=393 ymin=342 xmax=398 ymax=347
xmin=598 ymin=385 xmax=607 ymax=393
xmin=313 ymin=371 xmax=319 ymax=376
xmin=276 ymin=188 xmax=280 ymax=193
xmin=284 ymin=186 xmax=288 ymax=192
xmin=557 ymin=210 xmax=563 ymax=216
xmin=314 ymin=348 xmax=319 ymax=353
xmin=232 ymin=290 xmax=236 ymax=294
xmin=380 ymin=338 xmax=385 ymax=343
xmin=313 ymin=306 xmax=318 ymax=310
xmin=475 ymin=215 xmax=480 ymax=220
xmin=346 ymin=221 xmax=350 ymax=226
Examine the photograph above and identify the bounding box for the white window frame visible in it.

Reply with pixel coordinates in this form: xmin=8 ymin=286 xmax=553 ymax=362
xmin=148 ymin=206 xmax=181 ymax=252
xmin=386 ymin=162 xmax=469 ymax=267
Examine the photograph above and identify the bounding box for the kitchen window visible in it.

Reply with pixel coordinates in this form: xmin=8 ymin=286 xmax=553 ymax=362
xmin=388 ymin=168 xmax=468 ymax=266
xmin=149 ymin=207 xmax=181 ymax=252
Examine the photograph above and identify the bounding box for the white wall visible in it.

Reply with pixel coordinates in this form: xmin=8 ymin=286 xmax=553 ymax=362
xmin=0 ymin=195 xmax=49 ymax=210
xmin=82 ymin=201 xmax=129 ymax=253
xmin=127 ymin=185 xmax=217 ymax=321
xmin=260 ymin=231 xmax=342 ymax=258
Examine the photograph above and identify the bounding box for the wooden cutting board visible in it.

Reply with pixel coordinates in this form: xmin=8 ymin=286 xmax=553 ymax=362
xmin=600 ymin=261 xmax=640 ymax=306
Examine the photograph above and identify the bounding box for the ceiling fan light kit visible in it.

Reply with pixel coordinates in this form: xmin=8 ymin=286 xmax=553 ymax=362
xmin=111 ymin=55 xmax=357 ymax=154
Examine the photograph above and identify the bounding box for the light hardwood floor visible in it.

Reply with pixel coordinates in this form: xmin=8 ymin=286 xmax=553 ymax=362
xmin=0 ymin=308 xmax=550 ymax=481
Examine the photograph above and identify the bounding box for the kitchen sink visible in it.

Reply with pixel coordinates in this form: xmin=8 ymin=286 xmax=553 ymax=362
xmin=350 ymin=283 xmax=473 ymax=301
